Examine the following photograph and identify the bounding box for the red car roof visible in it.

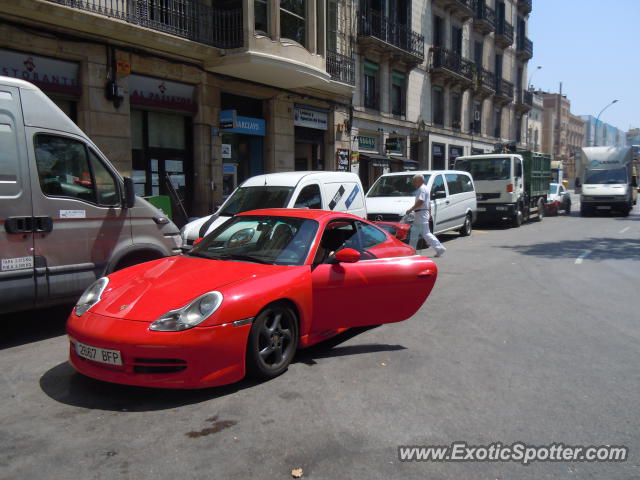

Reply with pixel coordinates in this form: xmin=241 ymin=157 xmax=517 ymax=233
xmin=238 ymin=208 xmax=362 ymax=221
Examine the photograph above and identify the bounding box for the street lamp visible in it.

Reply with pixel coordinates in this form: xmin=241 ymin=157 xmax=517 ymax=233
xmin=593 ymin=99 xmax=618 ymax=146
xmin=527 ymin=65 xmax=542 ymax=90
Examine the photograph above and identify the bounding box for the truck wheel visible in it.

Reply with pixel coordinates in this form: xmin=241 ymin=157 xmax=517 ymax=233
xmin=459 ymin=214 xmax=472 ymax=236
xmin=621 ymin=205 xmax=631 ymax=217
xmin=535 ymin=199 xmax=545 ymax=221
xmin=511 ymin=207 xmax=523 ymax=228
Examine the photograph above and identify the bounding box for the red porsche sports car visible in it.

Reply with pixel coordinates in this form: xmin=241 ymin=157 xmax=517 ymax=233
xmin=67 ymin=209 xmax=438 ymax=389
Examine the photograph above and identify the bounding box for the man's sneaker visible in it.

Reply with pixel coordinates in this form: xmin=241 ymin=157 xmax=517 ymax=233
xmin=434 ymin=247 xmax=446 ymax=258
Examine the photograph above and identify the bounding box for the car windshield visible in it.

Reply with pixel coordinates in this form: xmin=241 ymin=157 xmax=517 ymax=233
xmin=218 ymin=186 xmax=295 ymax=217
xmin=585 ymin=167 xmax=627 ymax=185
xmin=188 ymin=215 xmax=318 ymax=266
xmin=368 ymin=174 xmax=429 ymax=197
xmin=456 ymin=158 xmax=511 ymax=180
xmin=549 ymin=183 xmax=559 ymax=194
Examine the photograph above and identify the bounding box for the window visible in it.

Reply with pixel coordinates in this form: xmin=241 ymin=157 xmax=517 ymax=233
xmin=364 ymin=61 xmax=379 ymax=110
xmin=354 ymin=221 xmax=387 ymax=249
xmin=431 ymin=174 xmax=446 ymax=197
xmin=391 ymin=71 xmax=406 ymax=116
xmin=34 ymin=134 xmax=119 ymax=206
xmin=445 ymin=173 xmax=472 ymax=195
xmin=255 ymin=0 xmax=269 ymax=34
xmin=451 ymin=26 xmax=463 ymax=56
xmin=219 ymin=186 xmax=294 ymax=216
xmin=433 ymin=15 xmax=444 ymax=47
xmin=314 ymin=221 xmax=357 ymax=264
xmin=280 ymin=0 xmax=306 ymax=46
xmin=494 ymin=107 xmax=502 ymax=138
xmin=495 ymin=52 xmax=503 ymax=79
xmin=474 ymin=40 xmax=483 ymax=66
xmin=432 ymin=87 xmax=444 ymax=126
xmin=451 ymin=92 xmax=461 ymax=130
xmin=473 ymin=100 xmax=482 ymax=134
xmin=294 ymin=184 xmax=322 ymax=209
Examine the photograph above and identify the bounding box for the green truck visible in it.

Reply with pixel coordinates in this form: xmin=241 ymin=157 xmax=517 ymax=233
xmin=454 ymin=150 xmax=552 ymax=227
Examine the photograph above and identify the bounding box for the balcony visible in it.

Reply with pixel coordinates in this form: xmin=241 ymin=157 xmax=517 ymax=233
xmin=517 ymin=37 xmax=534 ymax=60
xmin=494 ymin=21 xmax=514 ymax=48
xmin=430 ymin=47 xmax=475 ymax=88
xmin=327 ymin=51 xmax=355 ymax=86
xmin=473 ymin=1 xmax=496 ymax=35
xmin=474 ymin=67 xmax=496 ymax=96
xmin=358 ymin=9 xmax=424 ymax=63
xmin=515 ymin=88 xmax=533 ymax=112
xmin=433 ymin=0 xmax=475 ymax=21
xmin=46 ymin=0 xmax=243 ymax=49
xmin=494 ymin=77 xmax=514 ymax=103
xmin=518 ymin=0 xmax=532 ymax=14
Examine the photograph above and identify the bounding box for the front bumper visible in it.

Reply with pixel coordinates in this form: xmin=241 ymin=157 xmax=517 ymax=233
xmin=476 ymin=203 xmax=517 ymax=220
xmin=67 ymin=311 xmax=251 ymax=389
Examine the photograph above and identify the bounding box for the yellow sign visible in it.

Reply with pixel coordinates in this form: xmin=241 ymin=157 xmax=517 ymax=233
xmin=116 ymin=61 xmax=131 ymax=75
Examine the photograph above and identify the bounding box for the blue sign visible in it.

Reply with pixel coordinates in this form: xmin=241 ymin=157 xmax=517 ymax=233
xmin=221 ymin=114 xmax=265 ymax=136
xmin=219 ymin=109 xmax=237 ymax=129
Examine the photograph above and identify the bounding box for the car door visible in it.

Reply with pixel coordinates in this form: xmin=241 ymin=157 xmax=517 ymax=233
xmin=430 ymin=174 xmax=454 ymax=232
xmin=444 ymin=173 xmax=467 ymax=229
xmin=27 ymin=130 xmax=131 ymax=303
xmin=310 ymin=219 xmax=437 ymax=330
xmin=0 ymin=84 xmax=36 ymax=313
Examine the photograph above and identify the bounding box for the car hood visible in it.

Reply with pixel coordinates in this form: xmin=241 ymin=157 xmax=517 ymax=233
xmin=92 ymin=256 xmax=289 ymax=321
xmin=365 ymin=196 xmax=415 ymax=215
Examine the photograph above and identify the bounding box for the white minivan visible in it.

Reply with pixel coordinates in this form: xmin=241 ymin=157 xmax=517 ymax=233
xmin=181 ymin=171 xmax=366 ymax=248
xmin=0 ymin=76 xmax=182 ymax=314
xmin=365 ymin=170 xmax=477 ymax=236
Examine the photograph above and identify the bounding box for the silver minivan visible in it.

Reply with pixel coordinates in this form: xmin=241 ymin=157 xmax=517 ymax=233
xmin=365 ymin=170 xmax=477 ymax=236
xmin=0 ymin=77 xmax=181 ymax=314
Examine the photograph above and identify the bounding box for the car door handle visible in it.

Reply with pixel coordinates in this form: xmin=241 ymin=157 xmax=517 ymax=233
xmin=417 ymin=269 xmax=434 ymax=278
xmin=34 ymin=216 xmax=53 ymax=233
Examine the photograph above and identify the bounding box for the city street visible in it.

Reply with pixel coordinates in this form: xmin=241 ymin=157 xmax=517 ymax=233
xmin=2 ymin=199 xmax=639 ymax=480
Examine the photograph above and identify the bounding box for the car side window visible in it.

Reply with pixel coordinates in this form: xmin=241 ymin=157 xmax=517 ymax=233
xmin=460 ymin=174 xmax=474 ymax=192
xmin=314 ymin=220 xmax=357 ymax=264
xmin=353 ymin=221 xmax=387 ymax=250
xmin=431 ymin=175 xmax=446 ymax=197
xmin=294 ymin=184 xmax=322 ymax=209
xmin=445 ymin=173 xmax=464 ymax=195
xmin=34 ymin=134 xmax=118 ymax=207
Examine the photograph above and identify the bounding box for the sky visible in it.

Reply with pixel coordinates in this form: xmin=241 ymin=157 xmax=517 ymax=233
xmin=529 ymin=0 xmax=639 ymax=131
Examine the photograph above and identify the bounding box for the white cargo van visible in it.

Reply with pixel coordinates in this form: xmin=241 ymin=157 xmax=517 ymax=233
xmin=181 ymin=171 xmax=366 ymax=248
xmin=365 ymin=170 xmax=477 ymax=236
xmin=0 ymin=77 xmax=181 ymax=314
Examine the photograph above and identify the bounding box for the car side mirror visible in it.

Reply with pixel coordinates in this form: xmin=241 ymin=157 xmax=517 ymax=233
xmin=434 ymin=190 xmax=447 ymax=199
xmin=123 ymin=177 xmax=136 ymax=209
xmin=334 ymin=248 xmax=361 ymax=263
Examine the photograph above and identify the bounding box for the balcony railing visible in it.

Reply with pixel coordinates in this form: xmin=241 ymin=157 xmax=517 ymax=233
xmin=495 ymin=77 xmax=514 ymax=99
xmin=516 ymin=88 xmax=533 ymax=107
xmin=518 ymin=0 xmax=532 ymax=13
xmin=473 ymin=1 xmax=496 ymax=32
xmin=495 ymin=20 xmax=514 ymax=46
xmin=359 ymin=9 xmax=424 ymax=60
xmin=517 ymin=37 xmax=533 ymax=59
xmin=327 ymin=50 xmax=355 ymax=86
xmin=47 ymin=0 xmax=243 ymax=49
xmin=431 ymin=47 xmax=475 ymax=82
xmin=476 ymin=67 xmax=496 ymax=92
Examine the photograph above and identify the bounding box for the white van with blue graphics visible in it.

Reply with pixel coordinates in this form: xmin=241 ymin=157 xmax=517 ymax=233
xmin=180 ymin=172 xmax=366 ymax=249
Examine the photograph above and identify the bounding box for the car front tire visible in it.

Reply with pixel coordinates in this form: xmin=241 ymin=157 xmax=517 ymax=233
xmin=459 ymin=214 xmax=472 ymax=236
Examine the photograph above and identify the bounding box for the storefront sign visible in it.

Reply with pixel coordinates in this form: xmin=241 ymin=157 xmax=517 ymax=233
xmin=220 ymin=110 xmax=237 ymax=129
xmin=0 ymin=49 xmax=80 ymax=95
xmin=222 ymin=115 xmax=266 ymax=136
xmin=129 ymin=74 xmax=196 ymax=112
xmin=294 ymin=105 xmax=328 ymax=130
xmin=116 ymin=61 xmax=131 ymax=75
xmin=386 ymin=137 xmax=404 ymax=154
xmin=358 ymin=135 xmax=377 ymax=151
xmin=221 ymin=144 xmax=232 ymax=159
xmin=336 ymin=148 xmax=350 ymax=172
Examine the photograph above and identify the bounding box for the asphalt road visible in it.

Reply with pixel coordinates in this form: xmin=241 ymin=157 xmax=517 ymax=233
xmin=2 ymin=198 xmax=639 ymax=480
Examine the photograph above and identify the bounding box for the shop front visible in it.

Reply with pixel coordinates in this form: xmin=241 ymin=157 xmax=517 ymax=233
xmin=432 ymin=142 xmax=446 ymax=170
xmin=129 ymin=74 xmax=196 ymax=224
xmin=0 ymin=48 xmax=80 ymax=121
xmin=386 ymin=137 xmax=417 ymax=172
xmin=356 ymin=134 xmax=389 ymax=190
xmin=294 ymin=104 xmax=328 ymax=171
xmin=448 ymin=145 xmax=464 ymax=169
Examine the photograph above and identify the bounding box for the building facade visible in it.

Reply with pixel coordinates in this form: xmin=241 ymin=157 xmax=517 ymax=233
xmin=526 ymin=90 xmax=542 ymax=151
xmin=580 ymin=115 xmax=626 ymax=148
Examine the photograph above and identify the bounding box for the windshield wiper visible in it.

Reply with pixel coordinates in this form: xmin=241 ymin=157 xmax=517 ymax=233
xmin=205 ymin=253 xmax=270 ymax=264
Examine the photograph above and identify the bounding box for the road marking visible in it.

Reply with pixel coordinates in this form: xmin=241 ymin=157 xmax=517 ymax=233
xmin=575 ymin=250 xmax=592 ymax=265
xmin=619 ymin=227 xmax=630 ymax=234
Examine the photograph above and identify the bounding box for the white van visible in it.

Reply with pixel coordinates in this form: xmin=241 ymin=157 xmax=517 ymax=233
xmin=0 ymin=77 xmax=182 ymax=314
xmin=365 ymin=170 xmax=477 ymax=236
xmin=181 ymin=171 xmax=366 ymax=248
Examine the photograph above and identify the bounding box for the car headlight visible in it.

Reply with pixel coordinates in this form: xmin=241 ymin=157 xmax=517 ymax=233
xmin=150 ymin=291 xmax=223 ymax=332
xmin=75 ymin=277 xmax=109 ymax=317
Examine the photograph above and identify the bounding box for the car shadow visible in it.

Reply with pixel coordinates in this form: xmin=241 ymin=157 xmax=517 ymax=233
xmin=498 ymin=237 xmax=640 ymax=261
xmin=1 ymin=304 xmax=73 ymax=350
xmin=39 ymin=326 xmax=406 ymax=412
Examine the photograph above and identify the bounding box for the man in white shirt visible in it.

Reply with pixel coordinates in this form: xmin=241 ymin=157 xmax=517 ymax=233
xmin=405 ymin=174 xmax=446 ymax=257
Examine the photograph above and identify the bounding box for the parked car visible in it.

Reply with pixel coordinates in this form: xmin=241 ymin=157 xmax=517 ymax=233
xmin=180 ymin=171 xmax=366 ymax=250
xmin=67 ymin=209 xmax=438 ymax=389
xmin=546 ymin=182 xmax=571 ymax=215
xmin=0 ymin=76 xmax=181 ymax=314
xmin=365 ymin=170 xmax=477 ymax=238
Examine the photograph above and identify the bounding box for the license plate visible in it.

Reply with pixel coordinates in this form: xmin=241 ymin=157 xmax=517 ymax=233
xmin=596 ymin=206 xmax=611 ymax=210
xmin=75 ymin=341 xmax=122 ymax=366
xmin=477 ymin=207 xmax=486 ymax=212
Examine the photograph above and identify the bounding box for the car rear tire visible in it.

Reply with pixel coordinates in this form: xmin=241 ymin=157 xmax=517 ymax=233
xmin=459 ymin=214 xmax=472 ymax=236
xmin=246 ymin=303 xmax=298 ymax=380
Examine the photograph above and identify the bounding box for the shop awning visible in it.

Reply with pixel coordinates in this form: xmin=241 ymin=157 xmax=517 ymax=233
xmin=359 ymin=153 xmax=390 ymax=168
xmin=390 ymin=156 xmax=419 ymax=170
